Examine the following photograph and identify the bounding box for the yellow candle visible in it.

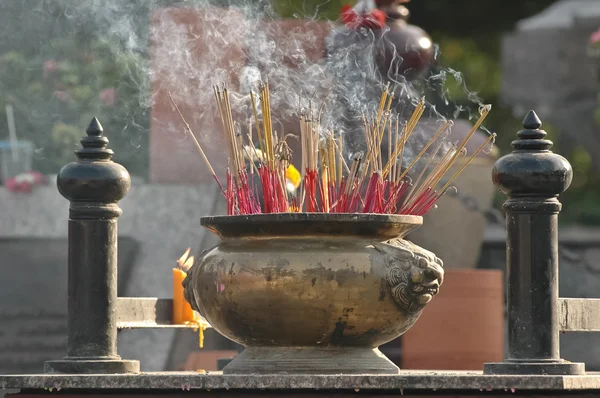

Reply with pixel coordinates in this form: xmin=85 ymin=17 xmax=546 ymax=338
xmin=173 ymin=249 xmax=206 ymax=348
xmin=172 ymin=267 xmax=187 ymax=325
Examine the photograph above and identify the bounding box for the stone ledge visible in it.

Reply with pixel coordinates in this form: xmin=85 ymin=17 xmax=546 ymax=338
xmin=2 ymin=372 xmax=600 ymax=391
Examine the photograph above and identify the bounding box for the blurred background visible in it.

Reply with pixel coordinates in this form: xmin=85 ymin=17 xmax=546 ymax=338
xmin=1 ymin=0 xmax=599 ymax=219
xmin=1 ymin=0 xmax=600 ymax=382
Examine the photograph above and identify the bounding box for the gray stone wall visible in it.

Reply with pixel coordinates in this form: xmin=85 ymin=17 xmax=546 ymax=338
xmin=0 ymin=237 xmax=139 ymax=374
xmin=501 ymin=9 xmax=600 ymax=169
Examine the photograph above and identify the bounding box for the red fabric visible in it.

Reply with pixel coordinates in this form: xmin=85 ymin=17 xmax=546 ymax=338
xmin=340 ymin=5 xmax=386 ymax=30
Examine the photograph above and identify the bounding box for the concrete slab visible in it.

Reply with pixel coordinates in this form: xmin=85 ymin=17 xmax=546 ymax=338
xmin=2 ymin=372 xmax=600 ymax=391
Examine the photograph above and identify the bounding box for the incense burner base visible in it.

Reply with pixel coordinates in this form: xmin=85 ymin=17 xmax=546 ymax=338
xmin=223 ymin=347 xmax=399 ymax=375
xmin=44 ymin=358 xmax=140 ymax=374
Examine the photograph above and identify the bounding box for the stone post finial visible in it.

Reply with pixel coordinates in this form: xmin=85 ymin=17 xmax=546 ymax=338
xmin=46 ymin=118 xmax=139 ymax=374
xmin=492 ymin=110 xmax=572 ymax=199
xmin=484 ymin=111 xmax=583 ymax=375
xmin=57 ymin=118 xmax=130 ymax=219
xmin=76 ymin=117 xmax=113 ymax=159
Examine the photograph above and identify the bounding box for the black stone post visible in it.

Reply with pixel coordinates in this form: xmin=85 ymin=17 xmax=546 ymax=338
xmin=483 ymin=111 xmax=584 ymax=375
xmin=45 ymin=118 xmax=140 ymax=374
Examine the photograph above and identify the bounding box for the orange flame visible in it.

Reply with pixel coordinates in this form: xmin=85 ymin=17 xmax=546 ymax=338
xmin=177 ymin=248 xmax=194 ymax=271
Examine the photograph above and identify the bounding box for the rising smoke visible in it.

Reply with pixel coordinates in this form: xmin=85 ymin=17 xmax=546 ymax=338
xmin=0 ymin=0 xmax=486 ymax=177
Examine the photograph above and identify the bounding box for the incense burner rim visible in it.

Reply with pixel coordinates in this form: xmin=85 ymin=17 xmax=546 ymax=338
xmin=200 ymin=213 xmax=422 ymax=240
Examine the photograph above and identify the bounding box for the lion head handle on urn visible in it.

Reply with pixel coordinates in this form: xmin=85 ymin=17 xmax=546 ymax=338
xmin=373 ymin=238 xmax=444 ymax=315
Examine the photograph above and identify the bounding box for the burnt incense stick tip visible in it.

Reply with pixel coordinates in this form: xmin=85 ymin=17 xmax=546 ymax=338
xmin=483 ymin=133 xmax=497 ymax=154
xmin=479 ymin=104 xmax=492 ymax=113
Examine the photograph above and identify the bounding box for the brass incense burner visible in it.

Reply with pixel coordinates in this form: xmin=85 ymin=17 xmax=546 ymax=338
xmin=183 ymin=213 xmax=444 ymax=374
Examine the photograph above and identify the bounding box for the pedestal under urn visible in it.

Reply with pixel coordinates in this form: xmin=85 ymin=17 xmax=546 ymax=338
xmin=183 ymin=213 xmax=444 ymax=374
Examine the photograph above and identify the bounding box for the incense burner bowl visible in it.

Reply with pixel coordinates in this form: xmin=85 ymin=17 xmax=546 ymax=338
xmin=183 ymin=213 xmax=444 ymax=374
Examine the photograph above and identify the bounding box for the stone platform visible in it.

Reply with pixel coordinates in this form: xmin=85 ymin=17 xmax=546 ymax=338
xmin=3 ymin=372 xmax=600 ymax=392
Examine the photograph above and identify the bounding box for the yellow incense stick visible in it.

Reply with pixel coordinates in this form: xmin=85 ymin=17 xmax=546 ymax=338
xmin=391 ymin=121 xmax=451 ymax=181
xmin=403 ymin=140 xmax=451 ymax=206
xmin=336 ymin=136 xmax=344 ymax=188
xmin=443 ymin=105 xmax=491 ymax=174
xmin=250 ymin=92 xmax=266 ymax=158
xmin=382 ymin=101 xmax=425 ymax=177
xmin=395 ymin=118 xmax=404 ymax=183
xmin=409 ymin=143 xmax=461 ymax=203
xmin=438 ymin=133 xmax=496 ymax=193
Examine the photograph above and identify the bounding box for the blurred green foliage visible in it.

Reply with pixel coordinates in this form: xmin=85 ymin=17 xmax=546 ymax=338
xmin=0 ymin=40 xmax=149 ymax=175
xmin=0 ymin=2 xmax=149 ymax=177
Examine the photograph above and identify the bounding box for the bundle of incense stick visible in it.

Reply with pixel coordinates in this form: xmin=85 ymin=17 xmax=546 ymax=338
xmin=168 ymin=84 xmax=495 ymax=216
